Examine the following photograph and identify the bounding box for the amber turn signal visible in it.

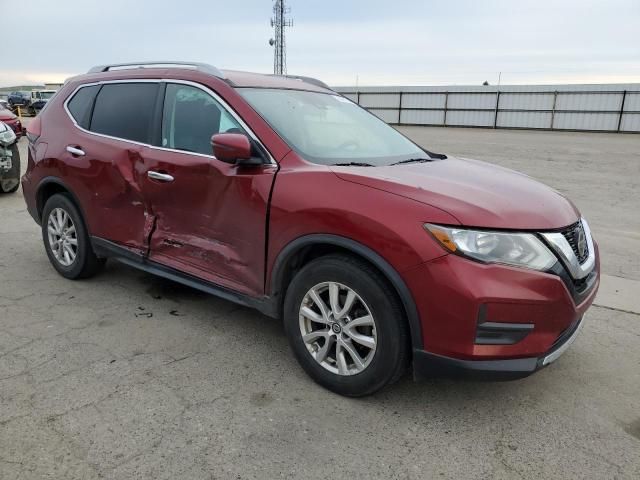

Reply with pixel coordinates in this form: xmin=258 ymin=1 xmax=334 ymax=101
xmin=424 ymin=224 xmax=457 ymax=252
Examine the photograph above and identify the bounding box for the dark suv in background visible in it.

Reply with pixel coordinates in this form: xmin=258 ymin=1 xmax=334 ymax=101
xmin=22 ymin=61 xmax=599 ymax=396
xmin=8 ymin=91 xmax=30 ymax=106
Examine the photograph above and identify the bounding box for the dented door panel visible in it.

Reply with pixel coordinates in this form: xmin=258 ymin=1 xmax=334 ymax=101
xmin=58 ymin=129 xmax=149 ymax=253
xmin=139 ymin=147 xmax=276 ymax=296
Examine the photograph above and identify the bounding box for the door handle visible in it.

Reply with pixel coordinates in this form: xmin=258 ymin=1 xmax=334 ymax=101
xmin=66 ymin=146 xmax=85 ymax=156
xmin=147 ymin=171 xmax=174 ymax=182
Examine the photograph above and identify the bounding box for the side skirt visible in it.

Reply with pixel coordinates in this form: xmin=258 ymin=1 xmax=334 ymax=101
xmin=91 ymin=237 xmax=278 ymax=318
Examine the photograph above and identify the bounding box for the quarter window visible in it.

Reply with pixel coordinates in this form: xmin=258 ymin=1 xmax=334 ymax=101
xmin=161 ymin=83 xmax=245 ymax=155
xmin=90 ymin=83 xmax=159 ymax=143
xmin=67 ymin=85 xmax=100 ymax=129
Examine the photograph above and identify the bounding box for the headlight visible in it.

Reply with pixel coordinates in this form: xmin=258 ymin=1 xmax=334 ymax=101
xmin=0 ymin=123 xmax=16 ymax=146
xmin=424 ymin=224 xmax=557 ymax=271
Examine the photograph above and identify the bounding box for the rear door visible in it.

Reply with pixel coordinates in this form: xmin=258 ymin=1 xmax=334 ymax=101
xmin=66 ymin=81 xmax=160 ymax=253
xmin=139 ymin=82 xmax=277 ymax=296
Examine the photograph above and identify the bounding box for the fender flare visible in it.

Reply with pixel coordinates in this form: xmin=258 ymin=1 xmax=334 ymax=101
xmin=35 ymin=176 xmax=87 ymax=223
xmin=270 ymin=234 xmax=424 ymax=350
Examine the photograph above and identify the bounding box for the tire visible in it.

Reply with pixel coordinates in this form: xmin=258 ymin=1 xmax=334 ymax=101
xmin=41 ymin=193 xmax=105 ymax=279
xmin=0 ymin=143 xmax=20 ymax=194
xmin=283 ymin=254 xmax=409 ymax=397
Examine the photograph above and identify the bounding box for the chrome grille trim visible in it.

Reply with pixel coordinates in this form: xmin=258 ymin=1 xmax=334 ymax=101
xmin=561 ymin=221 xmax=589 ymax=263
xmin=541 ymin=218 xmax=595 ymax=280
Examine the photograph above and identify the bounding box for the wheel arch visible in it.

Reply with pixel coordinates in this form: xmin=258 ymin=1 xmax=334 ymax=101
xmin=36 ymin=176 xmax=86 ymax=223
xmin=270 ymin=234 xmax=423 ymax=350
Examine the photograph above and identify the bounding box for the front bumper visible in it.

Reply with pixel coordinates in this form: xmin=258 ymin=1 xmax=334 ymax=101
xmin=413 ymin=314 xmax=586 ymax=380
xmin=401 ymin=238 xmax=599 ymax=379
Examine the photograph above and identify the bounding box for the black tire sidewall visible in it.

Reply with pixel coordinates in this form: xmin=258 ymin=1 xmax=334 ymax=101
xmin=41 ymin=194 xmax=92 ymax=279
xmin=283 ymin=256 xmax=407 ymax=397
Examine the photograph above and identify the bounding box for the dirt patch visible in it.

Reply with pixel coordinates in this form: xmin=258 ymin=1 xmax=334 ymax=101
xmin=625 ymin=418 xmax=640 ymax=441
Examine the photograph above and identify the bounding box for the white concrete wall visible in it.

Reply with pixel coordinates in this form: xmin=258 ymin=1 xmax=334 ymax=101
xmin=334 ymin=84 xmax=640 ymax=133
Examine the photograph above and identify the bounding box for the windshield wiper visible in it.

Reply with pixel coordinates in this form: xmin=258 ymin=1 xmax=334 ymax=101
xmin=390 ymin=158 xmax=434 ymax=166
xmin=331 ymin=162 xmax=375 ymax=167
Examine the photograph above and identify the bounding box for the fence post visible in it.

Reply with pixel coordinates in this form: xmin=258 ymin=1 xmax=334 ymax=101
xmin=617 ymin=90 xmax=627 ymax=132
xmin=550 ymin=91 xmax=558 ymax=130
xmin=398 ymin=91 xmax=403 ymax=125
xmin=493 ymin=91 xmax=500 ymax=128
xmin=443 ymin=92 xmax=449 ymax=127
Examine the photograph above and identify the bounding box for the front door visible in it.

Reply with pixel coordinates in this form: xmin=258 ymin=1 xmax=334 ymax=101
xmin=139 ymin=82 xmax=277 ymax=296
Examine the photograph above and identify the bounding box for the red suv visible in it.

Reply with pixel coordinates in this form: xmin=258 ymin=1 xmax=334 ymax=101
xmin=22 ymin=62 xmax=599 ymax=396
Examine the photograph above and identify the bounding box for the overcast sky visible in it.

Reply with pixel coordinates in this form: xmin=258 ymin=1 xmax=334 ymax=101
xmin=4 ymin=0 xmax=639 ymax=87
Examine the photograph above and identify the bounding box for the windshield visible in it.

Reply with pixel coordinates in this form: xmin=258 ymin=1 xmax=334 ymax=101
xmin=239 ymin=88 xmax=427 ymax=166
xmin=40 ymin=91 xmax=55 ymax=99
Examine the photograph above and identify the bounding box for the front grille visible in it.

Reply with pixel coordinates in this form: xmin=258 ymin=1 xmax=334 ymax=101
xmin=561 ymin=221 xmax=589 ymax=264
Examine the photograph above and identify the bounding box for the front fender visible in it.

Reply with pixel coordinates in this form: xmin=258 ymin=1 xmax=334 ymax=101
xmin=266 ymin=167 xmax=459 ymax=350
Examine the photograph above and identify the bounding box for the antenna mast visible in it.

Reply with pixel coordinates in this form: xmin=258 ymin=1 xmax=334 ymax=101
xmin=270 ymin=0 xmax=293 ymax=75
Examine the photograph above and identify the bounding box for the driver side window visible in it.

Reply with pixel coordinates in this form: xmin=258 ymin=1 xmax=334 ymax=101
xmin=161 ymin=83 xmax=245 ymax=155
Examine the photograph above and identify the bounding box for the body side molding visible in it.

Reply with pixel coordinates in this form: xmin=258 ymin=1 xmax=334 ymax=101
xmin=91 ymin=237 xmax=278 ymax=318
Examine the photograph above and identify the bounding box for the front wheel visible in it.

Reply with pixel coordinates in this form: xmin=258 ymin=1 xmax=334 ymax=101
xmin=283 ymin=254 xmax=409 ymax=397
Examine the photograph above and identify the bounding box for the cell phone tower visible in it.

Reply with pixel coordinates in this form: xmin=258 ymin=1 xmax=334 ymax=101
xmin=269 ymin=0 xmax=293 ymax=75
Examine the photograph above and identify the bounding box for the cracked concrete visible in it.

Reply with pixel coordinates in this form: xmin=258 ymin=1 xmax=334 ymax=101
xmin=1 ymin=127 xmax=639 ymax=479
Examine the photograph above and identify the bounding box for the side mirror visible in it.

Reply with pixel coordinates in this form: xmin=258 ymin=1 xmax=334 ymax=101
xmin=211 ymin=133 xmax=262 ymax=166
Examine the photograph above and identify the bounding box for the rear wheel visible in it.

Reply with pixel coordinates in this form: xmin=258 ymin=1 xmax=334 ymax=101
xmin=283 ymin=254 xmax=409 ymax=397
xmin=41 ymin=194 xmax=105 ymax=279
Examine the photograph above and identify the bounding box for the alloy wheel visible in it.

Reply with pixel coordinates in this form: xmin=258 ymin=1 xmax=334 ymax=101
xmin=299 ymin=282 xmax=377 ymax=376
xmin=47 ymin=207 xmax=78 ymax=267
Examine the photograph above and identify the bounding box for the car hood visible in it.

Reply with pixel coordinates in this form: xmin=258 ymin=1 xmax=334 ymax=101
xmin=331 ymin=156 xmax=580 ymax=230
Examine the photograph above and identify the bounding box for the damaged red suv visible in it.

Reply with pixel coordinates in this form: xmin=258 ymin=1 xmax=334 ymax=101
xmin=22 ymin=62 xmax=599 ymax=396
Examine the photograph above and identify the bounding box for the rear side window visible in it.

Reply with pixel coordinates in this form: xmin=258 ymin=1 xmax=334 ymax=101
xmin=90 ymin=83 xmax=159 ymax=143
xmin=67 ymin=85 xmax=100 ymax=129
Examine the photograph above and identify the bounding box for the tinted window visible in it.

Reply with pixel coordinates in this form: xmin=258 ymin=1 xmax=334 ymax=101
xmin=90 ymin=83 xmax=159 ymax=143
xmin=161 ymin=83 xmax=245 ymax=155
xmin=67 ymin=85 xmax=100 ymax=129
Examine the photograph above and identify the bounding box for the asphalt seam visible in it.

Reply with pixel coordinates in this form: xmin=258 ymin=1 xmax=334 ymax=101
xmin=592 ymin=303 xmax=640 ymax=317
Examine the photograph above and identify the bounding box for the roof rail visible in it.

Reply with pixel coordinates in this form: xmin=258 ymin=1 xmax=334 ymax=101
xmin=87 ymin=61 xmax=225 ymax=78
xmin=271 ymin=74 xmax=332 ymax=91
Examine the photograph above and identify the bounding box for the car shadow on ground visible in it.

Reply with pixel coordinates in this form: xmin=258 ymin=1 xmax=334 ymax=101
xmin=106 ymin=260 xmax=543 ymax=414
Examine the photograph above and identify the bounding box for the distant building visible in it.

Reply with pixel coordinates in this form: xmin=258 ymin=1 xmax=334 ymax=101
xmin=44 ymin=83 xmax=64 ymax=91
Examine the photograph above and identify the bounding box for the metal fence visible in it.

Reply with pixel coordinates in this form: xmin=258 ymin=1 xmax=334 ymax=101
xmin=335 ymin=84 xmax=640 ymax=133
